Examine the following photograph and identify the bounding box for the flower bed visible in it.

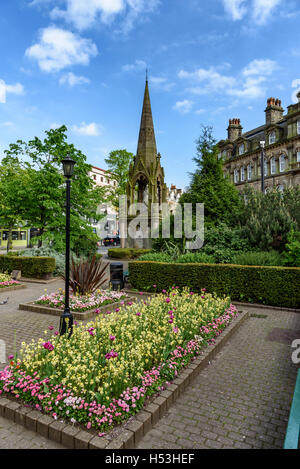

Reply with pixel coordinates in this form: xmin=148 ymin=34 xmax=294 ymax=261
xmin=0 ymin=288 xmax=239 ymax=436
xmin=0 ymin=279 xmax=21 ymax=289
xmin=34 ymin=289 xmax=128 ymax=312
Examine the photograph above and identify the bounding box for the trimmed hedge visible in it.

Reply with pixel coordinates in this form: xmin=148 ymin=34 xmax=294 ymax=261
xmin=0 ymin=256 xmax=56 ymax=279
xmin=129 ymin=261 xmax=300 ymax=309
xmin=108 ymin=248 xmax=152 ymax=260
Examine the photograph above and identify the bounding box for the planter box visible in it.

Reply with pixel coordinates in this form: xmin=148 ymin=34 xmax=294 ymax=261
xmin=0 ymin=284 xmax=26 ymax=293
xmin=0 ymin=311 xmax=249 ymax=449
xmin=19 ymin=296 xmax=137 ymax=320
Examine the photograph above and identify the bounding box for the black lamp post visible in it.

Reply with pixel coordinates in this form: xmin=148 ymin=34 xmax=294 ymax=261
xmin=60 ymin=155 xmax=76 ymax=337
xmin=260 ymin=141 xmax=265 ymax=193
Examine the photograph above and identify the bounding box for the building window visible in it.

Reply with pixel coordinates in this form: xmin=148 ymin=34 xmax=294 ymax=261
xmin=264 ymin=159 xmax=268 ymax=176
xmin=234 ymin=169 xmax=239 ymax=183
xmin=297 ymin=120 xmax=300 ymax=135
xmin=239 ymin=143 xmax=245 ymax=155
xmin=107 ymin=179 xmax=110 ymax=184
xmin=240 ymin=166 xmax=245 ymax=182
xmin=277 ymin=184 xmax=284 ymax=192
xmin=247 ymin=164 xmax=252 ymax=181
xmin=297 ymin=151 xmax=300 ymax=163
xmin=101 ymin=177 xmax=103 ymax=182
xmin=270 ymin=157 xmax=276 ymax=175
xmin=269 ymin=131 xmax=276 ymax=145
xmin=279 ymin=155 xmax=286 ymax=172
xmin=93 ymin=175 xmax=96 ymax=180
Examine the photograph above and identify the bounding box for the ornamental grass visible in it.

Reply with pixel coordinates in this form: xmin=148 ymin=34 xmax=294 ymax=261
xmin=0 ymin=288 xmax=239 ymax=433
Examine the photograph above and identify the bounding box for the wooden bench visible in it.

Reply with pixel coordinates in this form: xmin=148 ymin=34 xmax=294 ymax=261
xmin=284 ymin=369 xmax=300 ymax=449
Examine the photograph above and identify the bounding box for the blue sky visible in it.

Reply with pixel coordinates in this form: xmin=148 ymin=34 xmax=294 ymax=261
xmin=0 ymin=0 xmax=300 ymax=188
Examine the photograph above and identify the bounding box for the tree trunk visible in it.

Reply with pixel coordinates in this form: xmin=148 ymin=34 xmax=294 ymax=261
xmin=6 ymin=227 xmax=13 ymax=253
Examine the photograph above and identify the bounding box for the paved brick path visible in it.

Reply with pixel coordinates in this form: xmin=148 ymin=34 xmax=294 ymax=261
xmin=0 ymin=279 xmax=65 ymax=370
xmin=137 ymin=306 xmax=300 ymax=449
xmin=0 ymin=282 xmax=299 ymax=449
xmin=0 ymin=279 xmax=67 ymax=449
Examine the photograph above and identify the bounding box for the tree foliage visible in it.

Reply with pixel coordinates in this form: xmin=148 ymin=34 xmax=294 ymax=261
xmin=239 ymin=187 xmax=298 ymax=251
xmin=104 ymin=149 xmax=134 ymax=206
xmin=180 ymin=125 xmax=242 ymax=224
xmin=2 ymin=126 xmax=108 ymax=254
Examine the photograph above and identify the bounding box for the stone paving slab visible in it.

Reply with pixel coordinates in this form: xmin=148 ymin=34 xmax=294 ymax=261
xmin=137 ymin=307 xmax=300 ymax=449
xmin=0 ymin=415 xmax=65 ymax=449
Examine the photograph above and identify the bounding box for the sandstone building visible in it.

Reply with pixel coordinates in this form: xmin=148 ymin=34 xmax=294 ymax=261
xmin=218 ymin=93 xmax=300 ymax=191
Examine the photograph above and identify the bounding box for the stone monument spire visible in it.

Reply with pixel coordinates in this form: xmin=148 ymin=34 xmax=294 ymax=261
xmin=124 ymin=78 xmax=168 ymax=248
xmin=135 ymin=77 xmax=158 ymax=168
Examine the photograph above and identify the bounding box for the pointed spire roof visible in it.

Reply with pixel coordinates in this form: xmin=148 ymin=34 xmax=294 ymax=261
xmin=136 ymin=78 xmax=157 ymax=167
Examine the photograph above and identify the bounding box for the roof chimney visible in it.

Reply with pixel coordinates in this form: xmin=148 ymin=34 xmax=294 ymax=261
xmin=227 ymin=118 xmax=242 ymax=141
xmin=265 ymin=97 xmax=283 ymax=125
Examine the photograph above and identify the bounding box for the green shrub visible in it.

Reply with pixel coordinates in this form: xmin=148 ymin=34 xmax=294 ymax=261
xmin=5 ymin=250 xmax=25 ymax=257
xmin=129 ymin=261 xmax=300 ymax=308
xmin=282 ymin=230 xmax=300 ymax=267
xmin=108 ymin=248 xmax=152 ymax=259
xmin=0 ymin=256 xmax=56 ymax=279
xmin=21 ymin=247 xmax=82 ymax=277
xmin=230 ymin=251 xmax=284 ymax=266
xmin=176 ymin=252 xmax=216 ymax=263
xmin=138 ymin=252 xmax=173 ymax=262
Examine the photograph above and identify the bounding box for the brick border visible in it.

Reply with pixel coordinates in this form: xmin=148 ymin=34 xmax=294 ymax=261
xmin=0 ymin=310 xmax=248 ymax=449
xmin=18 ymin=296 xmax=137 ymax=321
xmin=0 ymin=284 xmax=26 ymax=293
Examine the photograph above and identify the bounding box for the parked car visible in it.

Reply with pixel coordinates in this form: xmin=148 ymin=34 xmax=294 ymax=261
xmin=103 ymin=236 xmax=120 ymax=246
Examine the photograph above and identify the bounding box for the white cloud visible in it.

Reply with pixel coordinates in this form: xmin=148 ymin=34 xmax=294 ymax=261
xmin=59 ymin=72 xmax=90 ymax=86
xmin=227 ymin=76 xmax=267 ymax=99
xmin=242 ymin=58 xmax=278 ymax=76
xmin=0 ymin=79 xmax=24 ymax=104
xmin=173 ymin=100 xmax=193 ymax=114
xmin=178 ymin=67 xmax=236 ymax=94
xmin=222 ymin=0 xmax=283 ymax=25
xmin=72 ymin=122 xmax=101 ymax=136
xmin=50 ymin=122 xmax=63 ymax=129
xmin=25 ymin=27 xmax=98 ymax=72
xmin=291 ymin=79 xmax=300 ymax=103
xmin=31 ymin=0 xmax=159 ymax=32
xmin=0 ymin=121 xmax=14 ymax=127
xmin=120 ymin=0 xmax=160 ymax=34
xmin=179 ymin=57 xmax=279 ymax=100
xmin=195 ymin=109 xmax=206 ymax=114
xmin=51 ymin=0 xmax=125 ymax=30
xmin=222 ymin=0 xmax=247 ymax=20
xmin=122 ymin=59 xmax=147 ymax=72
xmin=149 ymin=76 xmax=175 ymax=91
xmin=252 ymin=0 xmax=282 ymax=25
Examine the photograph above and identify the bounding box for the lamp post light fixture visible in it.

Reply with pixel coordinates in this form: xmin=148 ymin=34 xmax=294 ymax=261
xmin=60 ymin=155 xmax=76 ymax=337
xmin=260 ymin=140 xmax=265 ymax=193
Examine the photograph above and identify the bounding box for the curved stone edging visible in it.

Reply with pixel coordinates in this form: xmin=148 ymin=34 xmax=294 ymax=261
xmin=0 ymin=310 xmax=249 ymax=449
xmin=234 ymin=301 xmax=300 ymax=314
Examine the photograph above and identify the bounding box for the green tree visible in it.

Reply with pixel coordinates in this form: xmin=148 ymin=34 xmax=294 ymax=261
xmin=239 ymin=187 xmax=296 ymax=251
xmin=180 ymin=126 xmax=242 ymax=225
xmin=0 ymin=161 xmax=30 ymax=251
xmin=3 ymin=126 xmax=108 ymax=254
xmin=104 ymin=149 xmax=134 ymax=205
